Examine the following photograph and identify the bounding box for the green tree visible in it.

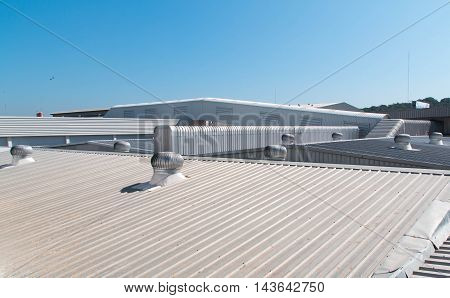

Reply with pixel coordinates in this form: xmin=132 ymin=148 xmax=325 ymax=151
xmin=420 ymin=97 xmax=438 ymax=105
xmin=440 ymin=98 xmax=450 ymax=104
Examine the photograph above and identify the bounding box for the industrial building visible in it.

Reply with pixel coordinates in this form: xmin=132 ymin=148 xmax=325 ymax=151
xmin=389 ymin=106 xmax=450 ymax=135
xmin=0 ymin=98 xmax=438 ymax=150
xmin=0 ymin=116 xmax=177 ymax=148
xmin=104 ymin=98 xmax=386 ymax=137
xmin=1 ymin=97 xmax=449 ymax=278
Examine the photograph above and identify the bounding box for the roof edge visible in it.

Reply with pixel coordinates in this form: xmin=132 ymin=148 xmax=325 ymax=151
xmin=30 ymin=148 xmax=450 ymax=175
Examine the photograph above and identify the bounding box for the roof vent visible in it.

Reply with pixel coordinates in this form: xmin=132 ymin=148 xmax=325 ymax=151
xmin=429 ymin=132 xmax=443 ymax=145
xmin=282 ymin=134 xmax=295 ymax=145
xmin=264 ymin=145 xmax=287 ymax=161
xmin=10 ymin=145 xmax=35 ymax=166
xmin=332 ymin=132 xmax=343 ymax=141
xmin=114 ymin=140 xmax=131 ymax=152
xmin=149 ymin=152 xmax=186 ymax=187
xmin=394 ymin=134 xmax=412 ymax=150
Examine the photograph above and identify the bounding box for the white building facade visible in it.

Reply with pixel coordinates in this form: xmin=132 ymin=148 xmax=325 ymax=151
xmin=105 ymin=98 xmax=387 ymax=137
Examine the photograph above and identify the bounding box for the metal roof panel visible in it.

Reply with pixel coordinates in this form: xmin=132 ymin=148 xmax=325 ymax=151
xmin=0 ymin=149 xmax=448 ymax=277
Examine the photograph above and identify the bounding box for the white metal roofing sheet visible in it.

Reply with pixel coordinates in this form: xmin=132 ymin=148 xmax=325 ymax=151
xmin=0 ymin=117 xmax=178 ymax=137
xmin=110 ymin=97 xmax=386 ymax=118
xmin=304 ymin=137 xmax=450 ymax=170
xmin=0 ymin=149 xmax=449 ymax=277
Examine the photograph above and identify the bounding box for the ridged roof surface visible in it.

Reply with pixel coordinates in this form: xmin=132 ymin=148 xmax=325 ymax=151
xmin=303 ymin=137 xmax=450 ymax=170
xmin=0 ymin=117 xmax=178 ymax=137
xmin=109 ymin=97 xmax=386 ymax=118
xmin=413 ymin=236 xmax=450 ymax=278
xmin=0 ymin=149 xmax=449 ymax=277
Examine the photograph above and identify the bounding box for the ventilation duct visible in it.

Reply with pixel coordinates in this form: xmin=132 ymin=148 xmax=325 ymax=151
xmin=429 ymin=132 xmax=443 ymax=145
xmin=281 ymin=134 xmax=295 ymax=145
xmin=264 ymin=145 xmax=287 ymax=161
xmin=114 ymin=140 xmax=131 ymax=152
xmin=10 ymin=145 xmax=35 ymax=166
xmin=154 ymin=125 xmax=359 ymax=155
xmin=394 ymin=134 xmax=413 ymax=150
xmin=332 ymin=132 xmax=343 ymax=141
xmin=149 ymin=152 xmax=186 ymax=187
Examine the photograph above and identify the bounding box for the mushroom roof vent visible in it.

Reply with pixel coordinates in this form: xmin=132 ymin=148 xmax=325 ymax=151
xmin=121 ymin=151 xmax=186 ymax=192
xmin=114 ymin=141 xmax=131 ymax=152
xmin=394 ymin=134 xmax=413 ymax=150
xmin=282 ymin=134 xmax=295 ymax=145
xmin=429 ymin=132 xmax=443 ymax=145
xmin=10 ymin=145 xmax=35 ymax=166
xmin=10 ymin=145 xmax=33 ymax=157
xmin=332 ymin=132 xmax=343 ymax=141
xmin=151 ymin=152 xmax=184 ymax=171
xmin=148 ymin=152 xmax=186 ymax=188
xmin=264 ymin=145 xmax=287 ymax=161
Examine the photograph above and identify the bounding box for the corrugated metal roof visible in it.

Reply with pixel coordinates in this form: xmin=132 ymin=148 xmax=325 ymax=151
xmin=0 ymin=149 xmax=449 ymax=277
xmin=300 ymin=137 xmax=450 ymax=170
xmin=154 ymin=125 xmax=359 ymax=156
xmin=298 ymin=103 xmax=337 ymax=108
xmin=411 ymin=136 xmax=450 ymax=146
xmin=297 ymin=102 xmax=362 ymax=112
xmin=55 ymin=139 xmax=155 ymax=154
xmin=413 ymin=236 xmax=450 ymax=278
xmin=110 ymin=97 xmax=386 ymax=118
xmin=0 ymin=117 xmax=178 ymax=137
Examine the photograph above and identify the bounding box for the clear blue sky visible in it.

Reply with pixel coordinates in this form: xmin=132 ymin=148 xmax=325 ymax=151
xmin=0 ymin=0 xmax=449 ymax=116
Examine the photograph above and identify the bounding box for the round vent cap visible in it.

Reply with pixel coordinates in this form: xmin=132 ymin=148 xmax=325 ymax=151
xmin=114 ymin=141 xmax=131 ymax=152
xmin=429 ymin=132 xmax=443 ymax=145
xmin=282 ymin=134 xmax=295 ymax=145
xmin=10 ymin=145 xmax=33 ymax=157
xmin=394 ymin=134 xmax=411 ymax=144
xmin=332 ymin=132 xmax=343 ymax=141
xmin=264 ymin=145 xmax=287 ymax=160
xmin=151 ymin=152 xmax=184 ymax=170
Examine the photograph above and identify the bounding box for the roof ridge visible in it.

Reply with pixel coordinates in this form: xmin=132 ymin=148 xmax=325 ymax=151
xmin=29 ymin=148 xmax=450 ymax=176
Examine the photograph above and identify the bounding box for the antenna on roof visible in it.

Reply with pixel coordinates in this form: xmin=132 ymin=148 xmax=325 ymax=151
xmin=407 ymin=51 xmax=410 ymax=103
xmin=274 ymin=88 xmax=277 ymax=104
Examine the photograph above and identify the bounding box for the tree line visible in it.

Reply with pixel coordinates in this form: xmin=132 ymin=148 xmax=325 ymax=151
xmin=363 ymin=97 xmax=450 ymax=113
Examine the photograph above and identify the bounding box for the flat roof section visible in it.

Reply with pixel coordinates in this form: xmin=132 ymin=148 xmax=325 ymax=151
xmin=0 ymin=117 xmax=178 ymax=137
xmin=300 ymin=137 xmax=450 ymax=170
xmin=109 ymin=97 xmax=385 ymax=119
xmin=0 ymin=149 xmax=449 ymax=277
